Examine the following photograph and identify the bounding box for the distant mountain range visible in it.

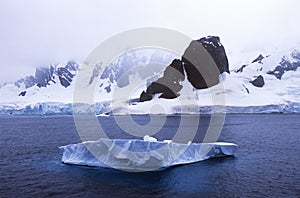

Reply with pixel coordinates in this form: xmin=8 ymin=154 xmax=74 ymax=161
xmin=0 ymin=36 xmax=299 ymax=115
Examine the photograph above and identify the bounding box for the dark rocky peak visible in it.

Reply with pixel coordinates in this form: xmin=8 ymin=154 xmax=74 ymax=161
xmin=35 ymin=66 xmax=55 ymax=88
xmin=89 ymin=63 xmax=102 ymax=85
xmin=139 ymin=36 xmax=229 ymax=102
xmin=56 ymin=61 xmax=78 ymax=88
xmin=267 ymin=52 xmax=300 ymax=80
xmin=18 ymin=91 xmax=26 ymax=96
xmin=97 ymin=50 xmax=171 ymax=92
xmin=34 ymin=61 xmax=78 ymax=88
xmin=140 ymin=59 xmax=184 ymax=102
xmin=162 ymin=59 xmax=185 ymax=81
xmin=198 ymin=36 xmax=229 ymax=74
xmin=236 ymin=64 xmax=248 ymax=73
xmin=198 ymin=36 xmax=222 ymax=48
xmin=182 ymin=36 xmax=229 ymax=89
xmin=250 ymin=75 xmax=265 ymax=87
xmin=236 ymin=54 xmax=269 ymax=73
xmin=57 ymin=67 xmax=74 ymax=88
xmin=12 ymin=61 xmax=79 ymax=92
xmin=92 ymin=52 xmax=140 ymax=89
xmin=99 ymin=52 xmax=140 ymax=84
xmin=252 ymin=54 xmax=265 ymax=64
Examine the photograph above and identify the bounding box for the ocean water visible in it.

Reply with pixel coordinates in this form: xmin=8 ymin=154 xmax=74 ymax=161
xmin=0 ymin=114 xmax=299 ymax=197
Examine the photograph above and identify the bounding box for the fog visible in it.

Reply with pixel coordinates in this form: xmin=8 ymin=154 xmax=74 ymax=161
xmin=0 ymin=0 xmax=299 ymax=82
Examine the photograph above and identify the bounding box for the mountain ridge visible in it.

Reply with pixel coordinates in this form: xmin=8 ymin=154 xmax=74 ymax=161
xmin=0 ymin=37 xmax=299 ymax=114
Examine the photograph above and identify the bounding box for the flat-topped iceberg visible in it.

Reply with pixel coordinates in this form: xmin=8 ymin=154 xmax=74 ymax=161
xmin=60 ymin=138 xmax=237 ymax=172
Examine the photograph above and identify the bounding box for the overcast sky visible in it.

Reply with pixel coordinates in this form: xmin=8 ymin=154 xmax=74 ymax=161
xmin=0 ymin=0 xmax=299 ymax=83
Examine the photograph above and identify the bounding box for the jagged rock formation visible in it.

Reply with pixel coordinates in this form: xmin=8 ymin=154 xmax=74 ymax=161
xmin=1 ymin=41 xmax=300 ymax=114
xmin=236 ymin=54 xmax=267 ymax=73
xmin=250 ymin=75 xmax=265 ymax=87
xmin=182 ymin=36 xmax=229 ymax=89
xmin=252 ymin=54 xmax=265 ymax=64
xmin=57 ymin=66 xmax=75 ymax=88
xmin=236 ymin=64 xmax=248 ymax=73
xmin=139 ymin=36 xmax=229 ymax=102
xmin=35 ymin=66 xmax=55 ymax=88
xmin=92 ymin=50 xmax=171 ymax=94
xmin=267 ymin=50 xmax=300 ymax=79
xmin=140 ymin=59 xmax=184 ymax=101
xmin=14 ymin=61 xmax=79 ymax=92
xmin=18 ymin=91 xmax=26 ymax=96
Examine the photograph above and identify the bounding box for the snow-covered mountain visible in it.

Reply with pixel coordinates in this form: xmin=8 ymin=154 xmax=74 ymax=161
xmin=0 ymin=61 xmax=79 ymax=104
xmin=0 ymin=37 xmax=299 ymax=115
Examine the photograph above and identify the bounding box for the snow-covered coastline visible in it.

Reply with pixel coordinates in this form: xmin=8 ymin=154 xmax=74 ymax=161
xmin=0 ymin=101 xmax=299 ymax=116
xmin=1 ymin=40 xmax=300 ymax=115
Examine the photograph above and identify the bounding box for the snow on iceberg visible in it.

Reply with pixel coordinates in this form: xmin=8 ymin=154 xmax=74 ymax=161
xmin=60 ymin=138 xmax=237 ymax=172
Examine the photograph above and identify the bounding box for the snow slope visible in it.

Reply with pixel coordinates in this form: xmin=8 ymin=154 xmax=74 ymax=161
xmin=0 ymin=44 xmax=300 ymax=115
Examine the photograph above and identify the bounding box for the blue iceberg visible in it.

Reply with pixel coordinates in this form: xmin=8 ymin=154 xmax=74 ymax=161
xmin=60 ymin=138 xmax=237 ymax=172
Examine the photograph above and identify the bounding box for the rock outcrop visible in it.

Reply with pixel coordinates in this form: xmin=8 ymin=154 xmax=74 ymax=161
xmin=139 ymin=36 xmax=229 ymax=102
xmin=182 ymin=36 xmax=229 ymax=89
xmin=236 ymin=64 xmax=248 ymax=73
xmin=251 ymin=54 xmax=265 ymax=64
xmin=140 ymin=59 xmax=184 ymax=102
xmin=267 ymin=50 xmax=300 ymax=79
xmin=12 ymin=61 xmax=79 ymax=96
xmin=35 ymin=66 xmax=55 ymax=88
xmin=18 ymin=61 xmax=79 ymax=90
xmin=18 ymin=91 xmax=26 ymax=96
xmin=250 ymin=75 xmax=265 ymax=87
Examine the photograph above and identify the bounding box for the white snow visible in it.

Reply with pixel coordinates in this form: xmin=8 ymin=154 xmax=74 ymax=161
xmin=0 ymin=46 xmax=300 ymax=115
xmin=143 ymin=135 xmax=158 ymax=142
xmin=60 ymin=138 xmax=237 ymax=171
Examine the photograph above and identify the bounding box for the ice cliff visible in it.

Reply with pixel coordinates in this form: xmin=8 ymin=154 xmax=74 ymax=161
xmin=60 ymin=138 xmax=237 ymax=171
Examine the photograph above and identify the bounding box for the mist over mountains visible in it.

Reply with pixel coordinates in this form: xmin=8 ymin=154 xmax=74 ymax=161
xmin=0 ymin=36 xmax=299 ymax=115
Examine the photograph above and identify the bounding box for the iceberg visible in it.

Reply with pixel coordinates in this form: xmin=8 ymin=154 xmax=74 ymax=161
xmin=60 ymin=138 xmax=237 ymax=172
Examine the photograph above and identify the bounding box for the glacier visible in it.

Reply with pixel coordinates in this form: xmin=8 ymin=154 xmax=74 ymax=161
xmin=0 ymin=101 xmax=300 ymax=115
xmin=0 ymin=102 xmax=110 ymax=116
xmin=60 ymin=138 xmax=237 ymax=172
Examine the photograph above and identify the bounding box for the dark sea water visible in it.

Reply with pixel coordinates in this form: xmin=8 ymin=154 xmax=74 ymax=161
xmin=0 ymin=114 xmax=300 ymax=197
